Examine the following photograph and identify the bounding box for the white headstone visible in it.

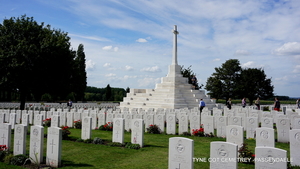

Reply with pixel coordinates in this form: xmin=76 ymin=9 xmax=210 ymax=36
xmin=13 ymin=124 xmax=27 ymax=155
xmin=22 ymin=113 xmax=29 ymax=126
xmin=256 ymin=127 xmax=275 ymax=147
xmin=216 ymin=116 xmax=227 ymax=137
xmin=106 ymin=113 xmax=114 ymax=123
xmin=0 ymin=113 xmax=5 ymax=124
xmin=124 ymin=113 xmax=132 ymax=131
xmin=289 ymin=129 xmax=300 ymax=166
xmin=168 ymin=137 xmax=194 ymax=169
xmin=131 ymin=119 xmax=144 ymax=147
xmin=59 ymin=112 xmax=66 ymax=127
xmin=66 ymin=112 xmax=74 ymax=128
xmin=226 ymin=125 xmax=244 ymax=148
xmin=261 ymin=117 xmax=273 ymax=128
xmin=113 ymin=118 xmax=124 ymax=144
xmin=293 ymin=118 xmax=300 ymax=129
xmin=144 ymin=114 xmax=154 ymax=132
xmin=178 ymin=114 xmax=188 ymax=135
xmin=0 ymin=123 xmax=11 ymax=149
xmin=255 ymin=147 xmax=287 ymax=169
xmin=276 ymin=118 xmax=290 ymax=143
xmin=90 ymin=111 xmax=97 ymax=129
xmin=30 ymin=125 xmax=44 ymax=164
xmin=210 ymin=141 xmax=238 ymax=169
xmin=246 ymin=117 xmax=258 ymax=139
xmin=166 ymin=114 xmax=176 ymax=135
xmin=34 ymin=114 xmax=43 ymax=126
xmin=154 ymin=114 xmax=165 ymax=133
xmin=51 ymin=115 xmax=60 ymax=128
xmin=81 ymin=117 xmax=92 ymax=140
xmin=97 ymin=112 xmax=106 ymax=128
xmin=228 ymin=116 xmax=242 ymax=126
xmin=9 ymin=113 xmax=16 ymax=129
xmin=46 ymin=127 xmax=62 ymax=167
xmin=189 ymin=114 xmax=200 ymax=133
xmin=202 ymin=115 xmax=214 ymax=134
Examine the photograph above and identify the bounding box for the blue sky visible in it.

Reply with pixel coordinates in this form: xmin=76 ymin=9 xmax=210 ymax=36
xmin=1 ymin=0 xmax=300 ymax=97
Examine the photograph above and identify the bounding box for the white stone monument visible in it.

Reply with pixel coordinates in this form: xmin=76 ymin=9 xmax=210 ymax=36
xmin=46 ymin=127 xmax=62 ymax=167
xmin=81 ymin=117 xmax=92 ymax=140
xmin=30 ymin=125 xmax=44 ymax=164
xmin=113 ymin=118 xmax=124 ymax=144
xmin=13 ymin=124 xmax=27 ymax=155
xmin=131 ymin=119 xmax=144 ymax=147
xmin=210 ymin=141 xmax=238 ymax=169
xmin=256 ymin=127 xmax=275 ymax=147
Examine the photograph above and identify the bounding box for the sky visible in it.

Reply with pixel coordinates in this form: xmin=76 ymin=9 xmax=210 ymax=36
xmin=1 ymin=0 xmax=300 ymax=97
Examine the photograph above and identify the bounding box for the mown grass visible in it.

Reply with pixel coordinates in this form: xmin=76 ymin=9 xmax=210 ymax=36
xmin=0 ymin=127 xmax=291 ymax=169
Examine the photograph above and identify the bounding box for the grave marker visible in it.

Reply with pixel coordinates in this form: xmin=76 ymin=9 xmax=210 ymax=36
xmin=168 ymin=137 xmax=193 ymax=169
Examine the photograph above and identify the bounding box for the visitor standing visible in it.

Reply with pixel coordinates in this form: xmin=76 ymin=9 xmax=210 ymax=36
xmin=297 ymin=98 xmax=300 ymax=109
xmin=227 ymin=98 xmax=232 ymax=110
xmin=191 ymin=75 xmax=198 ymax=90
xmin=242 ymin=97 xmax=246 ymax=108
xmin=199 ymin=99 xmax=206 ymax=113
xmin=274 ymin=97 xmax=280 ymax=111
xmin=67 ymin=99 xmax=73 ymax=108
xmin=255 ymin=97 xmax=260 ymax=110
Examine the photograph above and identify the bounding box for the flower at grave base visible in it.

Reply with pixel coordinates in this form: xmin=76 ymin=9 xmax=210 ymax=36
xmin=252 ymin=154 xmax=255 ymax=157
xmin=0 ymin=145 xmax=8 ymax=151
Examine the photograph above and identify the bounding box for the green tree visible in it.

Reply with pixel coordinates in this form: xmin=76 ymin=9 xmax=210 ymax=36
xmin=237 ymin=68 xmax=274 ymax=105
xmin=205 ymin=59 xmax=242 ymax=100
xmin=180 ymin=65 xmax=203 ymax=89
xmin=105 ymin=84 xmax=112 ymax=101
xmin=71 ymin=44 xmax=87 ymax=101
xmin=0 ymin=15 xmax=75 ymax=109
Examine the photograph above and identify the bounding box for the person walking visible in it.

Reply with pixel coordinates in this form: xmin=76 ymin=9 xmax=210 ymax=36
xmin=199 ymin=99 xmax=206 ymax=113
xmin=227 ymin=98 xmax=232 ymax=110
xmin=274 ymin=97 xmax=280 ymax=111
xmin=242 ymin=97 xmax=246 ymax=108
xmin=255 ymin=97 xmax=260 ymax=110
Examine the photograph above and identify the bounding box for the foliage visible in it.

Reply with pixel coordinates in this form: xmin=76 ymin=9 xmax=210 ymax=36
xmin=71 ymin=44 xmax=87 ymax=101
xmin=238 ymin=68 xmax=273 ymax=104
xmin=3 ymin=154 xmax=14 ymax=164
xmin=43 ymin=118 xmax=51 ymax=127
xmin=10 ymin=154 xmax=30 ymax=166
xmin=205 ymin=59 xmax=274 ymax=102
xmin=84 ymin=86 xmax=126 ymax=101
xmin=107 ymin=142 xmax=124 ymax=147
xmin=146 ymin=124 xmax=162 ymax=134
xmin=0 ymin=145 xmax=8 ymax=162
xmin=180 ymin=65 xmax=203 ymax=89
xmin=40 ymin=93 xmax=52 ymax=102
xmin=92 ymin=137 xmax=103 ymax=144
xmin=75 ymin=138 xmax=84 ymax=142
xmin=105 ymin=84 xmax=112 ymax=101
xmin=181 ymin=132 xmax=191 ymax=136
xmin=0 ymin=15 xmax=79 ymax=109
xmin=84 ymin=139 xmax=93 ymax=143
xmin=74 ymin=120 xmax=82 ymax=129
xmin=61 ymin=126 xmax=71 ymax=140
xmin=192 ymin=125 xmax=205 ymax=137
xmin=99 ymin=122 xmax=113 ymax=131
xmin=238 ymin=143 xmax=255 ymax=164
xmin=125 ymin=142 xmax=141 ymax=150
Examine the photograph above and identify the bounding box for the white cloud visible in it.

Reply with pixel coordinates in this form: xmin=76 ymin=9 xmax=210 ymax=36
xmin=213 ymin=58 xmax=221 ymax=62
xmin=235 ymin=50 xmax=250 ymax=56
xmin=124 ymin=75 xmax=137 ymax=80
xmin=242 ymin=61 xmax=255 ymax=68
xmin=293 ymin=65 xmax=300 ymax=73
xmin=114 ymin=47 xmax=119 ymax=52
xmin=125 ymin=65 xmax=134 ymax=71
xmin=105 ymin=73 xmax=116 ymax=77
xmin=138 ymin=77 xmax=160 ymax=87
xmin=103 ymin=63 xmax=111 ymax=67
xmin=140 ymin=66 xmax=161 ymax=72
xmin=274 ymin=42 xmax=300 ymax=55
xmin=102 ymin=46 xmax=112 ymax=50
xmin=69 ymin=33 xmax=111 ymax=42
xmin=136 ymin=38 xmax=147 ymax=43
xmin=86 ymin=60 xmax=96 ymax=70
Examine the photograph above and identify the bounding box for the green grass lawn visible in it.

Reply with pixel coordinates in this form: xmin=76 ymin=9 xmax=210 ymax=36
xmin=0 ymin=128 xmax=291 ymax=169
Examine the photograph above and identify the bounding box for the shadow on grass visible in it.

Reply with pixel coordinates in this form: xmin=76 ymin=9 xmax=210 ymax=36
xmin=143 ymin=144 xmax=166 ymax=148
xmin=62 ymin=160 xmax=94 ymax=168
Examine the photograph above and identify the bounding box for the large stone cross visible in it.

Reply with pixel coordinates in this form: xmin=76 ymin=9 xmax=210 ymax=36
xmin=172 ymin=25 xmax=179 ymax=65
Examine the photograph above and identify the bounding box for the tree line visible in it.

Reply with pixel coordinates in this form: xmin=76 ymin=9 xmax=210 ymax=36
xmin=0 ymin=15 xmax=86 ymax=109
